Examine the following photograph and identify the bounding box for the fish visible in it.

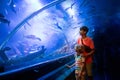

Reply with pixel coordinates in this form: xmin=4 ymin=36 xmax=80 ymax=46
xmin=24 ymin=25 xmax=27 ymax=30
xmin=4 ymin=9 xmax=8 ymax=15
xmin=26 ymin=21 xmax=31 ymax=26
xmin=0 ymin=18 xmax=10 ymax=25
xmin=23 ymin=22 xmax=31 ymax=30
xmin=65 ymin=2 xmax=76 ymax=11
xmin=36 ymin=38 xmax=41 ymax=41
xmin=0 ymin=13 xmax=10 ymax=25
xmin=72 ymin=26 xmax=79 ymax=29
xmin=24 ymin=35 xmax=41 ymax=41
xmin=3 ymin=47 xmax=11 ymax=51
xmin=55 ymin=22 xmax=62 ymax=30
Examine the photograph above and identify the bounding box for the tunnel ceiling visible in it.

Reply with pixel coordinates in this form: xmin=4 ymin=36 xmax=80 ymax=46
xmin=0 ymin=0 xmax=120 ymax=58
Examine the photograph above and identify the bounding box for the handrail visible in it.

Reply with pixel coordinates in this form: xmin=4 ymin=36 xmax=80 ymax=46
xmin=38 ymin=60 xmax=74 ymax=80
xmin=0 ymin=53 xmax=74 ymax=76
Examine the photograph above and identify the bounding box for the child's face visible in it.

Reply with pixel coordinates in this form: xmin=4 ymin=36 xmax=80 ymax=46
xmin=76 ymin=49 xmax=83 ymax=55
xmin=75 ymin=45 xmax=84 ymax=54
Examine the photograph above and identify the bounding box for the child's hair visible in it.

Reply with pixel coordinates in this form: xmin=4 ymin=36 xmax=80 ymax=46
xmin=74 ymin=44 xmax=84 ymax=53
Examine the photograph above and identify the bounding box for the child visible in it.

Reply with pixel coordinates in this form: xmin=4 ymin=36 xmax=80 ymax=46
xmin=66 ymin=44 xmax=86 ymax=80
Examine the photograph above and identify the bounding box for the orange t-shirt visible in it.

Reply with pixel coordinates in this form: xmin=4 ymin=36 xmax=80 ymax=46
xmin=77 ymin=36 xmax=94 ymax=63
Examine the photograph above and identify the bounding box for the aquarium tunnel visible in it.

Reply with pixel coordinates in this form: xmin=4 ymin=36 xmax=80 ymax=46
xmin=0 ymin=0 xmax=120 ymax=80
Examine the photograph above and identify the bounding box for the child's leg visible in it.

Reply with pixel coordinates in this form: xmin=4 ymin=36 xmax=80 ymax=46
xmin=80 ymin=71 xmax=86 ymax=80
xmin=75 ymin=70 xmax=80 ymax=80
xmin=79 ymin=61 xmax=86 ymax=80
xmin=76 ymin=73 xmax=85 ymax=80
xmin=75 ymin=74 xmax=80 ymax=80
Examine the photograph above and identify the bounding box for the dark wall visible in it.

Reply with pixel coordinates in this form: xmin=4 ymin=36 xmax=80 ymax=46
xmin=93 ymin=14 xmax=120 ymax=79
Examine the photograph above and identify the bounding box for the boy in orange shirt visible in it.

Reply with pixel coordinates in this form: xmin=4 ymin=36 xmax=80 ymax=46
xmin=78 ymin=26 xmax=95 ymax=80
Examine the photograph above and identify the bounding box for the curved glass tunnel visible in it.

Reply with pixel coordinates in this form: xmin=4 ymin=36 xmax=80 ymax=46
xmin=0 ymin=0 xmax=120 ymax=80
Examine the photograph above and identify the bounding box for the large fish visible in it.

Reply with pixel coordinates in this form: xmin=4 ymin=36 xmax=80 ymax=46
xmin=0 ymin=13 xmax=10 ymax=25
xmin=24 ymin=35 xmax=41 ymax=41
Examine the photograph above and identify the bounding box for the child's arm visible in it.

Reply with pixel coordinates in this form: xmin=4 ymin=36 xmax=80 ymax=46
xmin=66 ymin=63 xmax=76 ymax=68
xmin=66 ymin=54 xmax=77 ymax=68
